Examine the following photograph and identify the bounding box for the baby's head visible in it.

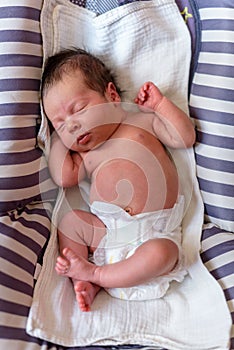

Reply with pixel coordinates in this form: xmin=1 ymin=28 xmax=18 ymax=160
xmin=41 ymin=49 xmax=124 ymax=151
xmin=41 ymin=48 xmax=121 ymax=100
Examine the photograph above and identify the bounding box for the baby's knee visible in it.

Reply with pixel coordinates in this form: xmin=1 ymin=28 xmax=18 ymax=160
xmin=58 ymin=209 xmax=105 ymax=249
xmin=58 ymin=209 xmax=80 ymax=231
xmin=142 ymin=238 xmax=179 ymax=273
xmin=156 ymin=238 xmax=179 ymax=272
xmin=59 ymin=209 xmax=92 ymax=230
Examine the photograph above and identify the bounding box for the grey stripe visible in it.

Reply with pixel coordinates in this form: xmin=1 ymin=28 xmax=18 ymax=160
xmin=196 ymin=130 xmax=234 ymax=149
xmin=1 ymin=246 xmax=35 ymax=274
xmin=0 ymin=149 xmax=42 ymax=165
xmin=201 ymin=41 xmax=234 ymax=55
xmin=196 ymin=63 xmax=234 ymax=78
xmin=201 ymin=225 xmax=225 ymax=240
xmin=0 ymin=126 xmax=37 ymax=140
xmin=0 ymin=299 xmax=29 ymax=317
xmin=201 ymin=240 xmax=234 ymax=263
xmin=190 ymin=106 xmax=234 ymax=125
xmin=0 ymin=167 xmax=51 ymax=190
xmin=0 ymin=30 xmax=41 ymax=45
xmin=1 ymin=271 xmax=32 ymax=296
xmin=1 ymin=221 xmax=48 ymax=252
xmin=201 ymin=41 xmax=234 ymax=54
xmin=192 ymin=84 xmax=234 ymax=102
xmin=202 ymin=19 xmax=234 ymax=32
xmin=211 ymin=262 xmax=234 ymax=280
xmin=198 ymin=0 xmax=234 ymax=9
xmin=198 ymin=178 xmax=234 ymax=197
xmin=205 ymin=203 xmax=234 ymax=221
xmin=224 ymin=286 xmax=234 ymax=302
xmin=0 ymin=6 xmax=40 ymax=21
xmin=0 ymin=190 xmax=57 ymax=214
xmin=0 ymin=78 xmax=40 ymax=92
xmin=0 ymin=54 xmax=42 ymax=68
xmin=196 ymin=154 xmax=233 ymax=173
xmin=0 ymin=102 xmax=40 ymax=116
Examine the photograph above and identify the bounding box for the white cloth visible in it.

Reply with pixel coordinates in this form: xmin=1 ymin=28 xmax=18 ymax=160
xmin=27 ymin=0 xmax=232 ymax=349
xmin=91 ymin=197 xmax=187 ymax=300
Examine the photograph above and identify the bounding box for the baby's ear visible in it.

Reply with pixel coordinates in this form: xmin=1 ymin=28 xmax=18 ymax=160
xmin=106 ymin=82 xmax=121 ymax=102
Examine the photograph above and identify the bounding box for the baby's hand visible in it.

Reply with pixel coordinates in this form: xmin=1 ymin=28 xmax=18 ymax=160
xmin=135 ymin=82 xmax=163 ymax=112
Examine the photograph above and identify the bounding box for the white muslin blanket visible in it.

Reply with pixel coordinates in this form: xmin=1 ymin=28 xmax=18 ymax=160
xmin=27 ymin=0 xmax=231 ymax=349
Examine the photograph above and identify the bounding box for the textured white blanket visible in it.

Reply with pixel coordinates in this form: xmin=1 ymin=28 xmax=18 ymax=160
xmin=27 ymin=0 xmax=231 ymax=348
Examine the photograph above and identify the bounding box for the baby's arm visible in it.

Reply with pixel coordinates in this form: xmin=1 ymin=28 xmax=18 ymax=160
xmin=135 ymin=82 xmax=195 ymax=149
xmin=48 ymin=133 xmax=85 ymax=187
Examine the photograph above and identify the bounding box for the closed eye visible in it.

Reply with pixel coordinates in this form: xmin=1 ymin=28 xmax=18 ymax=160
xmin=72 ymin=107 xmax=88 ymax=116
xmin=54 ymin=121 xmax=65 ymax=132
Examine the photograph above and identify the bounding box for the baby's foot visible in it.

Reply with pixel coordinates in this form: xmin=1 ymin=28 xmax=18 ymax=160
xmin=55 ymin=247 xmax=96 ymax=282
xmin=73 ymin=280 xmax=100 ymax=312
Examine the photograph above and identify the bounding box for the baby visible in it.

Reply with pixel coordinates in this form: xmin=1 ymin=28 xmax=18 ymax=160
xmin=41 ymin=48 xmax=195 ymax=311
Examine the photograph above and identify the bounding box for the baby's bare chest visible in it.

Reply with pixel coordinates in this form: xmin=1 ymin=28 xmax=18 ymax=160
xmin=84 ymin=129 xmax=165 ymax=177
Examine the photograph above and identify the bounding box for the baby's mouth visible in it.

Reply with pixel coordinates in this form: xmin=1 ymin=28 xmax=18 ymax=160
xmin=77 ymin=132 xmax=91 ymax=145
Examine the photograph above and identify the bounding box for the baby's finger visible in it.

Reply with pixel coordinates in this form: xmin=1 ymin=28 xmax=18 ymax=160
xmin=135 ymin=97 xmax=144 ymax=106
xmin=139 ymin=91 xmax=147 ymax=101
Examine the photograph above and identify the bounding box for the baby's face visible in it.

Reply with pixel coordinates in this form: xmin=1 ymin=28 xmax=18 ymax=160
xmin=43 ymin=71 xmax=121 ymax=152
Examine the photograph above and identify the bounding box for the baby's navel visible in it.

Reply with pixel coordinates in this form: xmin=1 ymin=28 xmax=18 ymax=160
xmin=124 ymin=207 xmax=133 ymax=215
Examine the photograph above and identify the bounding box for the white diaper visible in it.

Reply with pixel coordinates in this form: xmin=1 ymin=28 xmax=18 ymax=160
xmin=91 ymin=195 xmax=187 ymax=300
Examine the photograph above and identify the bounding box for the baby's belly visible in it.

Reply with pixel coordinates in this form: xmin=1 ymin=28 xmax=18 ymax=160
xmin=89 ymin=158 xmax=178 ymax=215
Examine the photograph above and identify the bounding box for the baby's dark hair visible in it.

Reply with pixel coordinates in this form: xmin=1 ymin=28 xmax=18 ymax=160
xmin=41 ymin=48 xmax=121 ymax=99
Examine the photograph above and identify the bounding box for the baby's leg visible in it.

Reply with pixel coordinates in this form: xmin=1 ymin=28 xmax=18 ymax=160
xmin=56 ymin=209 xmax=106 ymax=311
xmin=58 ymin=238 xmax=179 ymax=289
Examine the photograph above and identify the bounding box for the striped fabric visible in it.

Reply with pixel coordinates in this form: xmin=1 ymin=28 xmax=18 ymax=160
xmin=0 ymin=201 xmax=54 ymax=349
xmin=69 ymin=0 xmax=119 ymax=14
xmin=118 ymin=0 xmax=150 ymax=5
xmin=69 ymin=0 xmax=151 ymax=14
xmin=0 ymin=1 xmax=233 ymax=350
xmin=0 ymin=1 xmax=57 ymax=213
xmin=86 ymin=0 xmax=118 ymax=14
xmin=201 ymin=225 xmax=234 ymax=350
xmin=189 ymin=0 xmax=234 ymax=232
xmin=188 ymin=0 xmax=234 ymax=347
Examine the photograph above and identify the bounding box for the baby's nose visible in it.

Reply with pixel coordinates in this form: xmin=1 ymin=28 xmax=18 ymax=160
xmin=66 ymin=116 xmax=81 ymax=133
